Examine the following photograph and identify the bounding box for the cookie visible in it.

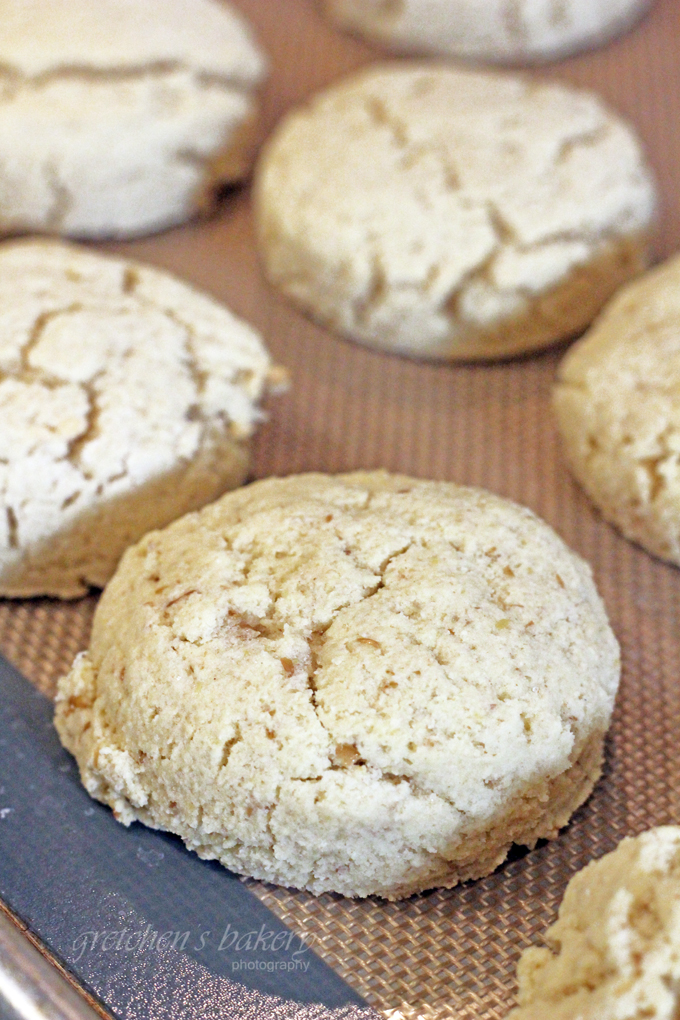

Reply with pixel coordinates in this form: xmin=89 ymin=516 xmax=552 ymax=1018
xmin=554 ymin=255 xmax=680 ymax=566
xmin=323 ymin=0 xmax=653 ymax=64
xmin=510 ymin=827 xmax=680 ymax=1019
xmin=254 ymin=64 xmax=655 ymax=361
xmin=0 ymin=239 xmax=282 ymax=598
xmin=55 ymin=471 xmax=620 ymax=900
xmin=0 ymin=0 xmax=266 ymax=238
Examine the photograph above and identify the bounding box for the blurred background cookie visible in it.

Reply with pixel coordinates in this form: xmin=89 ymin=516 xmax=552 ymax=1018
xmin=0 ymin=0 xmax=266 ymax=238
xmin=56 ymin=471 xmax=619 ymax=899
xmin=254 ymin=64 xmax=656 ymax=361
xmin=0 ymin=239 xmax=283 ymax=598
xmin=510 ymin=827 xmax=680 ymax=1019
xmin=322 ymin=0 xmax=654 ymax=64
xmin=554 ymin=255 xmax=680 ymax=567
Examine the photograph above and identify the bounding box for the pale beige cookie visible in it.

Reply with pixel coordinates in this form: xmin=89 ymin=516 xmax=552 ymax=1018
xmin=510 ymin=827 xmax=680 ymax=1020
xmin=323 ymin=0 xmax=653 ymax=64
xmin=0 ymin=0 xmax=266 ymax=238
xmin=254 ymin=64 xmax=655 ymax=361
xmin=55 ymin=471 xmax=620 ymax=899
xmin=554 ymin=255 xmax=680 ymax=566
xmin=0 ymin=239 xmax=282 ymax=598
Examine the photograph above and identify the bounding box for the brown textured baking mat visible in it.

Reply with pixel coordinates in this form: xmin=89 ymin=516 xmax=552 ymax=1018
xmin=2 ymin=0 xmax=680 ymax=1017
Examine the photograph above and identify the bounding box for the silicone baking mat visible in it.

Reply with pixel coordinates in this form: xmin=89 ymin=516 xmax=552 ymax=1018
xmin=1 ymin=0 xmax=680 ymax=1017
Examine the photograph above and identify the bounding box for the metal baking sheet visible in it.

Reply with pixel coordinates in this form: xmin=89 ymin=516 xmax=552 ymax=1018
xmin=1 ymin=0 xmax=680 ymax=1017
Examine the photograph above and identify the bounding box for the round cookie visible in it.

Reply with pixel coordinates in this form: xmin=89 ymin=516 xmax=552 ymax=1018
xmin=0 ymin=239 xmax=282 ymax=598
xmin=254 ymin=64 xmax=655 ymax=361
xmin=323 ymin=0 xmax=653 ymax=64
xmin=554 ymin=255 xmax=680 ymax=566
xmin=0 ymin=0 xmax=266 ymax=238
xmin=55 ymin=471 xmax=620 ymax=900
xmin=510 ymin=827 xmax=680 ymax=1020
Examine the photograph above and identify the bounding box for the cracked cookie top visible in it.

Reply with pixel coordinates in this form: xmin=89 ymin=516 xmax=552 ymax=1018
xmin=56 ymin=471 xmax=620 ymax=897
xmin=254 ymin=63 xmax=655 ymax=360
xmin=554 ymin=254 xmax=680 ymax=566
xmin=0 ymin=0 xmax=264 ymax=81
xmin=0 ymin=239 xmax=278 ymax=596
xmin=323 ymin=0 xmax=653 ymax=64
xmin=0 ymin=0 xmax=266 ymax=237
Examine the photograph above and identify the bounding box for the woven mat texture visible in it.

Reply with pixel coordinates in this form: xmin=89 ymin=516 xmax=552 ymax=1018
xmin=2 ymin=1 xmax=680 ymax=1017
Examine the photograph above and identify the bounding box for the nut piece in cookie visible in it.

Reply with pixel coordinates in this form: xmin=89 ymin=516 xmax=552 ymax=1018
xmin=0 ymin=239 xmax=282 ymax=598
xmin=554 ymin=255 xmax=680 ymax=566
xmin=0 ymin=0 xmax=266 ymax=238
xmin=323 ymin=0 xmax=654 ymax=64
xmin=509 ymin=827 xmax=680 ymax=1020
xmin=254 ymin=63 xmax=655 ymax=361
xmin=55 ymin=471 xmax=620 ymax=899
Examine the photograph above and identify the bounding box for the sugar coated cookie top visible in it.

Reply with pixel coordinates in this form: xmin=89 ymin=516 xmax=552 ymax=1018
xmin=0 ymin=239 xmax=276 ymax=595
xmin=0 ymin=0 xmax=266 ymax=238
xmin=324 ymin=0 xmax=653 ymax=64
xmin=255 ymin=64 xmax=655 ymax=359
xmin=0 ymin=0 xmax=265 ymax=82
